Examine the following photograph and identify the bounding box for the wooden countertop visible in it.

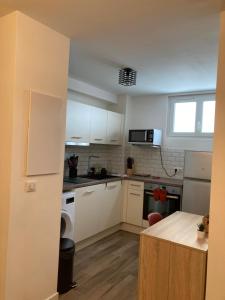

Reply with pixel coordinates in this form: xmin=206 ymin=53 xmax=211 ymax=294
xmin=141 ymin=211 xmax=208 ymax=252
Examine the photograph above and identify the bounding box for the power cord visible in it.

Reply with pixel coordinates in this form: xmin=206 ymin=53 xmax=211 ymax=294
xmin=158 ymin=146 xmax=177 ymax=178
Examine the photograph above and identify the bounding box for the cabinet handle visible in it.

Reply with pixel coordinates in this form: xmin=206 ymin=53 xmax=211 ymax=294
xmin=71 ymin=136 xmax=82 ymax=139
xmin=145 ymin=191 xmax=179 ymax=200
xmin=111 ymin=139 xmax=118 ymax=142
xmin=94 ymin=138 xmax=103 ymax=141
xmin=84 ymin=190 xmax=95 ymax=194
xmin=130 ymin=184 xmax=141 ymax=187
xmin=129 ymin=192 xmax=141 ymax=197
xmin=107 ymin=185 xmax=117 ymax=189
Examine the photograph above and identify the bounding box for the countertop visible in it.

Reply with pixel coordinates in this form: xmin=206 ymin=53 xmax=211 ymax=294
xmin=124 ymin=175 xmax=183 ymax=187
xmin=63 ymin=177 xmax=123 ymax=192
xmin=141 ymin=211 xmax=208 ymax=252
xmin=63 ymin=175 xmax=183 ymax=192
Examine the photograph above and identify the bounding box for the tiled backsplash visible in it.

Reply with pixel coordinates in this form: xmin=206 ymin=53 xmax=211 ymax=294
xmin=126 ymin=145 xmax=184 ymax=179
xmin=64 ymin=144 xmax=185 ymax=179
xmin=64 ymin=144 xmax=124 ymax=176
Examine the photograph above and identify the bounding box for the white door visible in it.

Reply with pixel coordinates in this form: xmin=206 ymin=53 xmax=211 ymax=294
xmin=182 ymin=179 xmax=211 ymax=215
xmin=66 ymin=100 xmax=91 ymax=143
xmin=90 ymin=107 xmax=107 ymax=144
xmin=184 ymin=151 xmax=212 ymax=180
xmin=107 ymin=111 xmax=122 ymax=145
xmin=126 ymin=189 xmax=143 ymax=226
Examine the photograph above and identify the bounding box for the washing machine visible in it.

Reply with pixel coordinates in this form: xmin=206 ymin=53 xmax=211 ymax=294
xmin=61 ymin=192 xmax=75 ymax=241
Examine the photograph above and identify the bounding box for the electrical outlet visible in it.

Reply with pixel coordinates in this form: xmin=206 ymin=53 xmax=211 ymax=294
xmin=25 ymin=180 xmax=37 ymax=192
xmin=174 ymin=167 xmax=183 ymax=174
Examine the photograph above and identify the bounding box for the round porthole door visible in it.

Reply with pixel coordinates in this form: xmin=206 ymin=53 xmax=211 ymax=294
xmin=60 ymin=210 xmax=72 ymax=237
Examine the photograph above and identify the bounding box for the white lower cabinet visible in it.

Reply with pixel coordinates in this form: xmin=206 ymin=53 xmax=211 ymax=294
xmin=101 ymin=181 xmax=122 ymax=229
xmin=74 ymin=181 xmax=122 ymax=243
xmin=126 ymin=188 xmax=144 ymax=227
xmin=74 ymin=184 xmax=105 ymax=242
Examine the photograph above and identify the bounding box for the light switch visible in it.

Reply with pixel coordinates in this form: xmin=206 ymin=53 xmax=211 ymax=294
xmin=25 ymin=180 xmax=37 ymax=192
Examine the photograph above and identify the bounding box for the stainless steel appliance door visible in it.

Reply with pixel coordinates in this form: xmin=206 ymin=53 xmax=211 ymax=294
xmin=143 ymin=190 xmax=180 ymax=219
xmin=184 ymin=151 xmax=212 ymax=180
xmin=182 ymin=179 xmax=211 ymax=215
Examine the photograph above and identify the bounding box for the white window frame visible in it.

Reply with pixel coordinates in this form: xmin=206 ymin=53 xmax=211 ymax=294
xmin=168 ymin=93 xmax=216 ymax=138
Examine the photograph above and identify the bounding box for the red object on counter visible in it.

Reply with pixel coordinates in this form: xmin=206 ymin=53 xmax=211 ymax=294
xmin=159 ymin=189 xmax=167 ymax=201
xmin=153 ymin=188 xmax=161 ymax=201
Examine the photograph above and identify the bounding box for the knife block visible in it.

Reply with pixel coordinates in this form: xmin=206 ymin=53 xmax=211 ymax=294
xmin=69 ymin=168 xmax=77 ymax=178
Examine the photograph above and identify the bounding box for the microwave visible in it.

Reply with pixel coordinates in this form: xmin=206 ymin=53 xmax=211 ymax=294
xmin=128 ymin=129 xmax=162 ymax=146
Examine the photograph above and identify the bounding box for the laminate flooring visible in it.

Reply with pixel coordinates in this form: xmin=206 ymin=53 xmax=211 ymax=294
xmin=60 ymin=231 xmax=139 ymax=300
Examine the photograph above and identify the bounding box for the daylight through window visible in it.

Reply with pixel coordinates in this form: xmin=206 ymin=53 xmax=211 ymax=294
xmin=168 ymin=94 xmax=216 ymax=137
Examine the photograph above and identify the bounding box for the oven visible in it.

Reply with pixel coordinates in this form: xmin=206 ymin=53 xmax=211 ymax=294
xmin=143 ymin=183 xmax=182 ymax=221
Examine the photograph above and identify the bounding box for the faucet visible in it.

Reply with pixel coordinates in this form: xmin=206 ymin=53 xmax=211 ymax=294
xmin=87 ymin=155 xmax=99 ymax=174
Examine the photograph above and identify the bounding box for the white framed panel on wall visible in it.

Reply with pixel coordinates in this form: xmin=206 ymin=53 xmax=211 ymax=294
xmin=26 ymin=90 xmax=64 ymax=176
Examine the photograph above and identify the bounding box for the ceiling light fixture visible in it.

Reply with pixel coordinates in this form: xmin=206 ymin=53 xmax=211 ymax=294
xmin=119 ymin=67 xmax=137 ymax=86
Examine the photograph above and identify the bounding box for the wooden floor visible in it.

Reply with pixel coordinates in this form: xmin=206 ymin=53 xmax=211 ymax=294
xmin=60 ymin=231 xmax=139 ymax=300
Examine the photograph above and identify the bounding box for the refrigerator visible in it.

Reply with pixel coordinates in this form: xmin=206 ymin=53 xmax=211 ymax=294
xmin=182 ymin=151 xmax=212 ymax=215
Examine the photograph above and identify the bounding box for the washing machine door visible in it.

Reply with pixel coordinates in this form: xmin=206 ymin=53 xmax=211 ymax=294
xmin=61 ymin=210 xmax=73 ymax=240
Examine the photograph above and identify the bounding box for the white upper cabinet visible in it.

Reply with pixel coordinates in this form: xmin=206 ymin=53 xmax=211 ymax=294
xmin=107 ymin=111 xmax=123 ymax=145
xmin=66 ymin=100 xmax=123 ymax=145
xmin=90 ymin=107 xmax=108 ymax=144
xmin=66 ymin=100 xmax=91 ymax=143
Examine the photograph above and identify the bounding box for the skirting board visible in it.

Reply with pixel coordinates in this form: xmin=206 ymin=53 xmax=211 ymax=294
xmin=76 ymin=224 xmax=121 ymax=251
xmin=120 ymin=222 xmax=144 ymax=234
xmin=45 ymin=292 xmax=58 ymax=300
xmin=76 ymin=223 xmax=145 ymax=252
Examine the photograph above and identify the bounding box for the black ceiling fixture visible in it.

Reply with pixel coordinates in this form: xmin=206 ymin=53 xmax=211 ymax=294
xmin=119 ymin=67 xmax=137 ymax=86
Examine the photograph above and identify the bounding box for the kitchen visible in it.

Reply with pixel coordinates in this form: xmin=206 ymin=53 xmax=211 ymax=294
xmin=60 ymin=82 xmax=213 ymax=299
xmin=0 ymin=1 xmax=225 ymax=300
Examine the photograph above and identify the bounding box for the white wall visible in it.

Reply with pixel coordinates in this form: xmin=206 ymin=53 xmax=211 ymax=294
xmin=0 ymin=12 xmax=16 ymax=300
xmin=68 ymin=77 xmax=117 ymax=103
xmin=67 ymin=91 xmax=127 ymax=114
xmin=206 ymin=11 xmax=225 ymax=300
xmin=127 ymin=95 xmax=213 ymax=151
xmin=0 ymin=12 xmax=69 ymax=300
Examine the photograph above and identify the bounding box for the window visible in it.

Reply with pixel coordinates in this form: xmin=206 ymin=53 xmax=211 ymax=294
xmin=168 ymin=94 xmax=216 ymax=137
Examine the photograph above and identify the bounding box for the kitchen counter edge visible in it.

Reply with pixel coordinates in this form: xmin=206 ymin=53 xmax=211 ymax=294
xmin=63 ymin=175 xmax=183 ymax=192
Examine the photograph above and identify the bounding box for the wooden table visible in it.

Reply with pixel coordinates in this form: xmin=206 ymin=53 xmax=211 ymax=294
xmin=138 ymin=211 xmax=208 ymax=300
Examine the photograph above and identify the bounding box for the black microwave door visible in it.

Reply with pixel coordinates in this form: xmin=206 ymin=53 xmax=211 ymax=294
xmin=129 ymin=130 xmax=146 ymax=142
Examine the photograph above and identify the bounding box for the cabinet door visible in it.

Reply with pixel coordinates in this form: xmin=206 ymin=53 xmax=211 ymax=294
xmin=168 ymin=245 xmax=207 ymax=300
xmin=66 ymin=100 xmax=91 ymax=143
xmin=74 ymin=184 xmax=105 ymax=242
xmin=128 ymin=180 xmax=144 ymax=191
xmin=90 ymin=107 xmax=107 ymax=144
xmin=107 ymin=111 xmax=122 ymax=145
xmin=126 ymin=189 xmax=143 ymax=226
xmin=138 ymin=236 xmax=170 ymax=300
xmin=101 ymin=181 xmax=122 ymax=229
xmin=121 ymin=180 xmax=128 ymax=222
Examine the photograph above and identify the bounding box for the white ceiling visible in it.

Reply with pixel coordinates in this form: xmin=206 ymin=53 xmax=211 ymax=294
xmin=1 ymin=0 xmax=224 ymax=95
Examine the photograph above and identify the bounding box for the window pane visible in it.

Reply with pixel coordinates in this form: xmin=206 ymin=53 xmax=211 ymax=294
xmin=173 ymin=102 xmax=196 ymax=133
xmin=202 ymin=101 xmax=215 ymax=133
